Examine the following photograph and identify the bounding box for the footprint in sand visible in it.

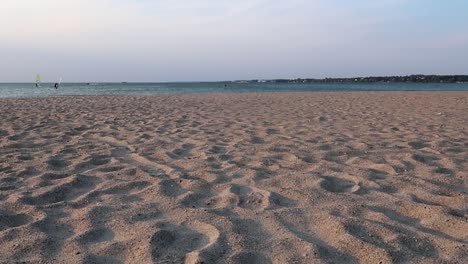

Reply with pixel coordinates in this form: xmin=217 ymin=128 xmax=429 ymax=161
xmin=89 ymin=154 xmax=112 ymax=166
xmin=301 ymin=155 xmax=316 ymax=164
xmin=231 ymin=185 xmax=286 ymax=210
xmin=167 ymin=143 xmax=195 ymax=160
xmin=159 ymin=179 xmax=186 ymax=197
xmin=412 ymin=153 xmax=439 ymax=165
xmin=181 ymin=184 xmax=294 ymax=211
xmin=75 ymin=227 xmax=114 ymax=245
xmin=74 ymin=154 xmax=114 ymax=173
xmin=22 ymin=175 xmax=98 ymax=205
xmin=97 ymin=165 xmax=126 ymax=173
xmin=434 ymin=167 xmax=453 ymax=174
xmin=40 ymin=172 xmax=71 ymax=181
xmin=36 ymin=172 xmax=71 ymax=187
xmin=250 ymin=136 xmax=265 ymax=144
xmin=410 ymin=194 xmax=441 ymax=206
xmin=0 ymin=210 xmax=33 ymax=231
xmin=343 ymin=219 xmax=438 ymax=262
xmin=150 ymin=222 xmax=222 ymax=264
xmin=323 ymin=150 xmax=347 ymax=163
xmin=367 ymin=169 xmax=388 ymax=181
xmin=17 ymin=154 xmax=34 ymax=161
xmin=71 ymin=180 xmax=151 ymax=207
xmin=0 ymin=129 xmax=9 ymax=137
xmin=408 ymin=141 xmax=430 ymax=149
xmin=47 ymin=156 xmax=71 ymax=170
xmin=17 ymin=166 xmax=40 ymax=178
xmin=82 ymin=254 xmax=124 ymax=264
xmin=209 ymin=145 xmax=227 ymax=154
xmin=229 ymin=251 xmax=270 ymax=264
xmin=7 ymin=132 xmax=28 ymax=141
xmin=320 ymin=176 xmax=361 ymax=194
xmin=0 ymin=185 xmax=17 ymax=191
xmin=185 ymin=222 xmax=225 ymax=264
xmin=0 ymin=165 xmax=13 ymax=174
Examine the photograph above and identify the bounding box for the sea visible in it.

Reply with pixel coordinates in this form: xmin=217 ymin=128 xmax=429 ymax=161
xmin=0 ymin=82 xmax=467 ymax=98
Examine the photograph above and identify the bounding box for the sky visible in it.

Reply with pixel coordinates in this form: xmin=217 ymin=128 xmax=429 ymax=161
xmin=1 ymin=0 xmax=467 ymax=82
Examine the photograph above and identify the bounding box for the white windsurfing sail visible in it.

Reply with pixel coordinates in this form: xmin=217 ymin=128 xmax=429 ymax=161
xmin=35 ymin=74 xmax=41 ymax=87
xmin=58 ymin=77 xmax=62 ymax=86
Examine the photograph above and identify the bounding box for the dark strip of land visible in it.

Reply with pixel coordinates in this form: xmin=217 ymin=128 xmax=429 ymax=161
xmin=232 ymin=75 xmax=468 ymax=83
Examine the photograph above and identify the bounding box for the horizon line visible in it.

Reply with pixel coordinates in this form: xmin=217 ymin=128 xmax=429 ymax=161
xmin=3 ymin=74 xmax=468 ymax=83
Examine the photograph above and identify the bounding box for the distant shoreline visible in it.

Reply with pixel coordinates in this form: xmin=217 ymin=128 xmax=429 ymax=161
xmin=2 ymin=75 xmax=468 ymax=85
xmin=229 ymin=75 xmax=468 ymax=84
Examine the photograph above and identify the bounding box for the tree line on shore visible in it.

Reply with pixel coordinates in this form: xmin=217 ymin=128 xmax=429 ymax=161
xmin=235 ymin=75 xmax=468 ymax=84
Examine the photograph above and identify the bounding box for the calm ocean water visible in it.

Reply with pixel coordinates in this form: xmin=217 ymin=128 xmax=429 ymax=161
xmin=0 ymin=82 xmax=467 ymax=98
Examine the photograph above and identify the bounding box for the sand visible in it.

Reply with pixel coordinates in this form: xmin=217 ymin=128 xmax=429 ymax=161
xmin=0 ymin=92 xmax=467 ymax=264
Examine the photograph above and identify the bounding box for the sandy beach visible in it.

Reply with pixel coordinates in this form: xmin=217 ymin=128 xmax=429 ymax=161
xmin=0 ymin=92 xmax=467 ymax=263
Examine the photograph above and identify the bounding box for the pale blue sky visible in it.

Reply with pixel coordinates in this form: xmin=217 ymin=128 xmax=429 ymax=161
xmin=1 ymin=0 xmax=467 ymax=82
